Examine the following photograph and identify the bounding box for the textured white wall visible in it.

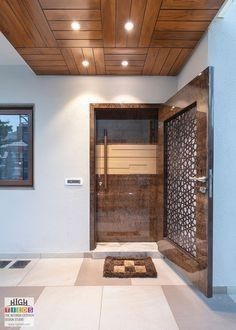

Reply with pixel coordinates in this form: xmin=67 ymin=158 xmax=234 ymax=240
xmin=0 ymin=65 xmax=177 ymax=253
xmin=208 ymin=5 xmax=236 ymax=287
xmin=0 ymin=32 xmax=26 ymax=65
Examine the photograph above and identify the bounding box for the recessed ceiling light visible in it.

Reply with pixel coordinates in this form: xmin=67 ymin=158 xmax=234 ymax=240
xmin=124 ymin=21 xmax=134 ymax=31
xmin=82 ymin=60 xmax=89 ymax=67
xmin=121 ymin=60 xmax=129 ymax=67
xmin=71 ymin=21 xmax=80 ymax=31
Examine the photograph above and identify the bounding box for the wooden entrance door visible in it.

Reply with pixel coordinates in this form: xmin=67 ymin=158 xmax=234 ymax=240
xmin=158 ymin=68 xmax=213 ymax=297
xmin=90 ymin=104 xmax=160 ymax=247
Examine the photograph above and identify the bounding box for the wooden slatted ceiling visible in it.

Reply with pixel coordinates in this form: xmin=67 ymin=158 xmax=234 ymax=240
xmin=0 ymin=0 xmax=224 ymax=76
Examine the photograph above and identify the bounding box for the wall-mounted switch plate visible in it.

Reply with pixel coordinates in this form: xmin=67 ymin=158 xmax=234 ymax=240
xmin=65 ymin=178 xmax=83 ymax=186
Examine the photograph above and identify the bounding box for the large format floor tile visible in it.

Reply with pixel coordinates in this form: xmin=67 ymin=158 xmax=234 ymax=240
xmin=131 ymin=259 xmax=186 ymax=286
xmin=21 ymin=286 xmax=102 ymax=330
xmin=100 ymin=286 xmax=178 ymax=330
xmin=162 ymin=285 xmax=236 ymax=330
xmin=75 ymin=258 xmax=131 ymax=286
xmin=0 ymin=259 xmax=39 ymax=286
xmin=19 ymin=258 xmax=83 ymax=286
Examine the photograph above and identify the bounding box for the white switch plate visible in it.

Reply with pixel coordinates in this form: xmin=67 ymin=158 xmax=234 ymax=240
xmin=65 ymin=178 xmax=83 ymax=186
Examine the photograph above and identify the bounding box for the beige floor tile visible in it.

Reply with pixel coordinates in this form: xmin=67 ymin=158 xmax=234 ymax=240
xmin=162 ymin=285 xmax=236 ymax=330
xmin=19 ymin=258 xmax=83 ymax=287
xmin=131 ymin=258 xmax=186 ymax=286
xmin=100 ymin=286 xmax=179 ymax=330
xmin=21 ymin=286 xmax=102 ymax=330
xmin=0 ymin=259 xmax=39 ymax=287
xmin=75 ymin=258 xmax=131 ymax=286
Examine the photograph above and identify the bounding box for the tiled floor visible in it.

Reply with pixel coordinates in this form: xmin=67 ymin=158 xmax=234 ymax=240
xmin=0 ymin=257 xmax=235 ymax=330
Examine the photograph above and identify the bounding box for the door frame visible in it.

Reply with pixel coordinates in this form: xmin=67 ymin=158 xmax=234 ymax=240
xmin=89 ymin=103 xmax=160 ymax=250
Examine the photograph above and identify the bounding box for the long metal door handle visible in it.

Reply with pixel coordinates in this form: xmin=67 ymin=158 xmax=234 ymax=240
xmin=189 ymin=176 xmax=207 ymax=183
xmin=104 ymin=129 xmax=108 ymax=191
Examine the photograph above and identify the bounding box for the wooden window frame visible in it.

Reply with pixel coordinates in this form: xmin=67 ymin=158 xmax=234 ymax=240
xmin=0 ymin=105 xmax=33 ymax=187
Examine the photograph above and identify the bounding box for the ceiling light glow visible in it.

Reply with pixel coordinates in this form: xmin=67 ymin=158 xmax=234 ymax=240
xmin=71 ymin=21 xmax=80 ymax=31
xmin=121 ymin=60 xmax=129 ymax=67
xmin=82 ymin=60 xmax=89 ymax=67
xmin=124 ymin=21 xmax=134 ymax=31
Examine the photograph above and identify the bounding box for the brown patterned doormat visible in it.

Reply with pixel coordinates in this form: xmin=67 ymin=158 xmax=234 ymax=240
xmin=103 ymin=256 xmax=157 ymax=278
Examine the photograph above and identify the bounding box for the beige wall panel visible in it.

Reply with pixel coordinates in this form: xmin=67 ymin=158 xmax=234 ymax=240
xmin=96 ymin=144 xmax=158 ymax=158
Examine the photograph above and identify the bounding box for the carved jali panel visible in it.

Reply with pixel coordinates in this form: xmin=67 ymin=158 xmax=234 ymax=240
xmin=164 ymin=105 xmax=197 ymax=257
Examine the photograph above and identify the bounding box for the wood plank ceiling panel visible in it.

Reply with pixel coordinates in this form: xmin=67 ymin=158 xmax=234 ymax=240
xmin=48 ymin=21 xmax=102 ymax=31
xmin=71 ymin=48 xmax=88 ymax=74
xmin=43 ymin=9 xmax=101 ymax=21
xmin=22 ymin=0 xmax=57 ymax=47
xmin=139 ymin=0 xmax=162 ymax=47
xmin=115 ymin=0 xmax=131 ymax=47
xmin=127 ymin=0 xmax=147 ymax=47
xmin=158 ymin=9 xmax=218 ymax=21
xmin=61 ymin=48 xmax=78 ymax=74
xmin=161 ymin=0 xmax=224 ymax=9
xmin=39 ymin=0 xmax=101 ymax=9
xmin=155 ymin=21 xmax=210 ymax=32
xmin=82 ymin=48 xmax=96 ymax=74
xmin=93 ymin=48 xmax=105 ymax=74
xmin=101 ymin=0 xmax=116 ymax=47
xmin=0 ymin=0 xmax=225 ymax=76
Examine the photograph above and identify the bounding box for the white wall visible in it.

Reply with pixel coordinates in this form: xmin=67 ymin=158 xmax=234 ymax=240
xmin=0 ymin=32 xmax=26 ymax=65
xmin=177 ymin=32 xmax=209 ymax=90
xmin=208 ymin=4 xmax=236 ymax=287
xmin=0 ymin=65 xmax=177 ymax=253
xmin=176 ymin=4 xmax=236 ymax=287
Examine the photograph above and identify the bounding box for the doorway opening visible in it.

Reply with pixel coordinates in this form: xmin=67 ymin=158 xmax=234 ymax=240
xmin=95 ymin=107 xmax=159 ymax=243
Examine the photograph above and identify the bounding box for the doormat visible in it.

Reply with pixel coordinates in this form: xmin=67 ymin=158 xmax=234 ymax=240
xmin=103 ymin=256 xmax=157 ymax=278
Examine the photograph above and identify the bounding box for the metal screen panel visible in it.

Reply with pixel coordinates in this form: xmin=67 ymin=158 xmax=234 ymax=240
xmin=164 ymin=105 xmax=197 ymax=257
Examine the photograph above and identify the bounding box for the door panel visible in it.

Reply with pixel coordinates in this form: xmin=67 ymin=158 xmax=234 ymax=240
xmin=96 ymin=174 xmax=158 ymax=242
xmin=158 ymin=68 xmax=213 ymax=297
xmin=164 ymin=104 xmax=198 ymax=258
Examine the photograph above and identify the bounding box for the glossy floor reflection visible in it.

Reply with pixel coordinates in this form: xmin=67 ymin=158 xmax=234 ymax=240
xmin=0 ymin=258 xmax=235 ymax=330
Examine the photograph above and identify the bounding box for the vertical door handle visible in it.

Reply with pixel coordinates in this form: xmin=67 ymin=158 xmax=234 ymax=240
xmin=104 ymin=129 xmax=108 ymax=191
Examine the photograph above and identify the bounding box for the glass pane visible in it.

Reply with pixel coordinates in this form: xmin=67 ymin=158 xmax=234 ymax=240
xmin=96 ymin=118 xmax=157 ymax=144
xmin=0 ymin=114 xmax=30 ymax=181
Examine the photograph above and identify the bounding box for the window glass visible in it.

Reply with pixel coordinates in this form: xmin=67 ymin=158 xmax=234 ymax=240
xmin=0 ymin=109 xmax=33 ymax=186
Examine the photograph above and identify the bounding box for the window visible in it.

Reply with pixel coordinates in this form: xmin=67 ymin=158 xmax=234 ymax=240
xmin=0 ymin=107 xmax=33 ymax=186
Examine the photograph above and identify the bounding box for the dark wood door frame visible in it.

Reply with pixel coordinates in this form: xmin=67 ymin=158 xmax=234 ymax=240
xmin=90 ymin=103 xmax=160 ymax=250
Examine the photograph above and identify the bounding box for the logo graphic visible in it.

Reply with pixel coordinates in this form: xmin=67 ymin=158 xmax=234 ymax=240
xmin=4 ymin=297 xmax=34 ymax=327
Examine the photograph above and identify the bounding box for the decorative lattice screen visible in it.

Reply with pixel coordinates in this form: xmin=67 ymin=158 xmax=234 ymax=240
xmin=164 ymin=106 xmax=197 ymax=257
